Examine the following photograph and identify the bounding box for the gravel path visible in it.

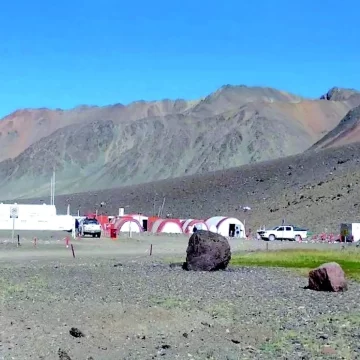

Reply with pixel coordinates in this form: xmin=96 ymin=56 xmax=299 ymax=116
xmin=1 ymin=238 xmax=360 ymax=359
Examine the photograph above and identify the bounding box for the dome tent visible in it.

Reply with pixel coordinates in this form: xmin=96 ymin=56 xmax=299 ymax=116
xmin=112 ymin=217 xmax=143 ymax=233
xmin=182 ymin=219 xmax=209 ymax=234
xmin=205 ymin=216 xmax=245 ymax=238
xmin=151 ymin=219 xmax=183 ymax=234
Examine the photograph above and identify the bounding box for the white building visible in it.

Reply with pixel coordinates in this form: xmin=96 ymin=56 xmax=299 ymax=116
xmin=0 ymin=203 xmax=74 ymax=232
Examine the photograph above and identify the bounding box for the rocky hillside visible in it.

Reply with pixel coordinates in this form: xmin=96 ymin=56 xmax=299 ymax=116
xmin=0 ymin=84 xmax=358 ymax=200
xmin=310 ymin=105 xmax=360 ymax=150
xmin=0 ymin=100 xmax=195 ymax=162
xmin=20 ymin=141 xmax=360 ymax=233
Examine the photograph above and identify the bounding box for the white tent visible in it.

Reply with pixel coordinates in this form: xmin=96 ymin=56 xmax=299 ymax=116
xmin=205 ymin=216 xmax=245 ymax=238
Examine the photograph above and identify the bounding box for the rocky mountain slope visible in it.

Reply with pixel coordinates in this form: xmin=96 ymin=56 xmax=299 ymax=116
xmin=0 ymin=84 xmax=359 ymax=200
xmin=310 ymin=105 xmax=360 ymax=150
xmin=21 ymin=141 xmax=360 ymax=234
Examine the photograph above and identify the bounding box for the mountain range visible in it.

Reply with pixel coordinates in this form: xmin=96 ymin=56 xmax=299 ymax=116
xmin=1 ymin=84 xmax=360 ymax=201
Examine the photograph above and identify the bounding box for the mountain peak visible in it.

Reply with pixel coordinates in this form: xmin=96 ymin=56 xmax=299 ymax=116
xmin=320 ymin=87 xmax=360 ymax=101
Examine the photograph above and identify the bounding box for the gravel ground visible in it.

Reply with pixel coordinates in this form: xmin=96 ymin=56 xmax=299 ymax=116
xmin=1 ymin=236 xmax=360 ymax=360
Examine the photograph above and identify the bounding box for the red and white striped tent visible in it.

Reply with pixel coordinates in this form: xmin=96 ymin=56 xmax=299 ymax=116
xmin=110 ymin=216 xmax=143 ymax=233
xmin=151 ymin=219 xmax=183 ymax=234
xmin=182 ymin=219 xmax=209 ymax=234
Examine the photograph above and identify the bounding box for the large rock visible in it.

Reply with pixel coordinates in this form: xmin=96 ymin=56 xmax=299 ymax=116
xmin=182 ymin=230 xmax=231 ymax=271
xmin=307 ymin=262 xmax=348 ymax=292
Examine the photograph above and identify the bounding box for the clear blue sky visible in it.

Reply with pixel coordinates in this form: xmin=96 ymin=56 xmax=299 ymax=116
xmin=0 ymin=0 xmax=358 ymax=118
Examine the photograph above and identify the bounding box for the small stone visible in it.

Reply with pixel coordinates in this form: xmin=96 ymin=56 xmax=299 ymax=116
xmin=58 ymin=348 xmax=72 ymax=360
xmin=69 ymin=327 xmax=85 ymax=338
xmin=322 ymin=345 xmax=337 ymax=355
xmin=201 ymin=321 xmax=211 ymax=327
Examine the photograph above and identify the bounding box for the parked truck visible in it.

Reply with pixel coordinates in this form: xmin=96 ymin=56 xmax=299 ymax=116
xmin=257 ymin=225 xmax=308 ymax=241
xmin=79 ymin=218 xmax=102 ymax=238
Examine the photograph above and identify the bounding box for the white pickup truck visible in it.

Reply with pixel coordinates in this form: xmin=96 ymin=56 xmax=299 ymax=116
xmin=79 ymin=218 xmax=102 ymax=238
xmin=257 ymin=225 xmax=308 ymax=241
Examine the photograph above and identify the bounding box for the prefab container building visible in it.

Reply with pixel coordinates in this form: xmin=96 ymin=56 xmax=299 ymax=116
xmin=340 ymin=223 xmax=360 ymax=242
xmin=0 ymin=203 xmax=74 ymax=232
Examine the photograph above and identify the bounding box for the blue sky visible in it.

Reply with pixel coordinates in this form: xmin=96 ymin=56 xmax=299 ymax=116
xmin=0 ymin=0 xmax=358 ymax=118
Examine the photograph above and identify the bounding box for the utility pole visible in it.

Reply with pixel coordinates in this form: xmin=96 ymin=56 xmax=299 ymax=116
xmin=52 ymin=168 xmax=56 ymax=205
xmin=50 ymin=175 xmax=53 ymax=205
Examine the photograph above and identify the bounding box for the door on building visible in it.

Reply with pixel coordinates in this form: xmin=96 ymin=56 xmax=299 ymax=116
xmin=229 ymin=224 xmax=235 ymax=237
xmin=142 ymin=219 xmax=148 ymax=232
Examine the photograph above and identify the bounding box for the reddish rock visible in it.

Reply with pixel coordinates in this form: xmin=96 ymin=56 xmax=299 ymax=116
xmin=321 ymin=345 xmax=337 ymax=355
xmin=308 ymin=262 xmax=347 ymax=292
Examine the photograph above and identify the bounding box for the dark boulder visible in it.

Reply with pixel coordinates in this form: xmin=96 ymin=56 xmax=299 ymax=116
xmin=307 ymin=262 xmax=347 ymax=292
xmin=182 ymin=230 xmax=231 ymax=271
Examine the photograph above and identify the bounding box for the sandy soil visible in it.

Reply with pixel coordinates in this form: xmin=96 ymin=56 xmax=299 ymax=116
xmin=1 ymin=233 xmax=359 ymax=360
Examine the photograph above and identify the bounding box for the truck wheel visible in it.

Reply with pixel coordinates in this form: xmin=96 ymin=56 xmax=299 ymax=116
xmin=295 ymin=235 xmax=302 ymax=242
xmin=269 ymin=234 xmax=276 ymax=241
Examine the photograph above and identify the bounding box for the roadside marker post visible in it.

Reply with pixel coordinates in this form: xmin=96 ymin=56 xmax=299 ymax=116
xmin=71 ymin=244 xmax=76 ymax=258
xmin=9 ymin=204 xmax=19 ymax=244
xmin=150 ymin=244 xmax=153 ymax=256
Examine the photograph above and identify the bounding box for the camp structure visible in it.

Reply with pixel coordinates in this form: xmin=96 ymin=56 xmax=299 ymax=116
xmin=182 ymin=219 xmax=209 ymax=234
xmin=205 ymin=216 xmax=245 ymax=238
xmin=151 ymin=218 xmax=183 ymax=234
xmin=123 ymin=213 xmax=149 ymax=231
xmin=110 ymin=216 xmax=143 ymax=233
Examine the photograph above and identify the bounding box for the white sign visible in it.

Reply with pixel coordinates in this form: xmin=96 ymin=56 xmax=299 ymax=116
xmin=10 ymin=206 xmax=19 ymax=219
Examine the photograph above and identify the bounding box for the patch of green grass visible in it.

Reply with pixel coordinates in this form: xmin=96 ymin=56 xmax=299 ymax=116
xmin=0 ymin=275 xmax=49 ymax=301
xmin=231 ymin=249 xmax=360 ymax=281
xmin=150 ymin=296 xmax=192 ymax=310
xmin=162 ymin=256 xmax=185 ymax=264
xmin=259 ymin=313 xmax=360 ymax=359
